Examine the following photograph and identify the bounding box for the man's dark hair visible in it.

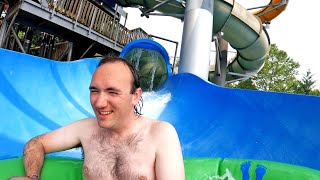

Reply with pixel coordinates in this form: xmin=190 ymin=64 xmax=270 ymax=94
xmin=97 ymin=56 xmax=143 ymax=115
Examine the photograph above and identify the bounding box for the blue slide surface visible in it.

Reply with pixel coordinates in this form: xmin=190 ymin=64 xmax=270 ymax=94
xmin=1 ymin=48 xmax=320 ymax=170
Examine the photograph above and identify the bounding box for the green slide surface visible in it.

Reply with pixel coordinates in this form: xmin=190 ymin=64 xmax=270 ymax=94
xmin=1 ymin=157 xmax=320 ymax=180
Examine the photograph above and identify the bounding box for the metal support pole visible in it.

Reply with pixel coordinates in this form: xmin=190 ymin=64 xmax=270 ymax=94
xmin=114 ymin=24 xmax=120 ymax=47
xmin=213 ymin=38 xmax=228 ymax=86
xmin=11 ymin=28 xmax=26 ymax=53
xmin=67 ymin=42 xmax=73 ymax=61
xmin=47 ymin=35 xmax=55 ymax=59
xmin=178 ymin=0 xmax=213 ymax=80
xmin=150 ymin=34 xmax=179 ymax=73
xmin=0 ymin=18 xmax=8 ymax=46
xmin=123 ymin=13 xmax=128 ymax=27
xmin=88 ymin=7 xmax=98 ymax=35
xmin=80 ymin=42 xmax=96 ymax=59
xmin=23 ymin=27 xmax=33 ymax=53
xmin=172 ymin=41 xmax=179 ymax=73
xmin=111 ymin=4 xmax=118 ymax=40
xmin=74 ymin=0 xmax=83 ymax=29
xmin=1 ymin=11 xmax=18 ymax=47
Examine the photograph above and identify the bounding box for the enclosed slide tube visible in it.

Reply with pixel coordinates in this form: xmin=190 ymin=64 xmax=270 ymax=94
xmin=117 ymin=0 xmax=270 ymax=80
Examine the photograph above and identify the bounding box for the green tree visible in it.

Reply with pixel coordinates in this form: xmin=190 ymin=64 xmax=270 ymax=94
xmin=228 ymin=44 xmax=300 ymax=93
xmin=255 ymin=44 xmax=300 ymax=93
xmin=294 ymin=69 xmax=320 ymax=96
xmin=310 ymin=89 xmax=320 ymax=96
xmin=295 ymin=69 xmax=316 ymax=95
xmin=232 ymin=79 xmax=257 ymax=90
xmin=228 ymin=44 xmax=320 ymax=96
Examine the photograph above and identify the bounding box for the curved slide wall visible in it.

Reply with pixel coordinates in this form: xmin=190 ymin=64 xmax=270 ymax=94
xmin=253 ymin=0 xmax=289 ymax=24
xmin=1 ymin=48 xmax=320 ymax=171
xmin=117 ymin=0 xmax=270 ymax=80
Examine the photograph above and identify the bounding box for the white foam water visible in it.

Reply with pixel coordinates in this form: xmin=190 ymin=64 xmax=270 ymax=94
xmin=208 ymin=169 xmax=235 ymax=180
xmin=141 ymin=91 xmax=171 ymax=119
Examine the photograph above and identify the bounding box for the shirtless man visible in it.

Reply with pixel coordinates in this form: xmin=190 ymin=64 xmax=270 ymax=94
xmin=10 ymin=57 xmax=185 ymax=180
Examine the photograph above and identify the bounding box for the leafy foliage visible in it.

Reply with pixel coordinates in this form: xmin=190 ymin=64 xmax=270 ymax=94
xmin=295 ymin=69 xmax=316 ymax=95
xmin=255 ymin=44 xmax=300 ymax=93
xmin=228 ymin=44 xmax=320 ymax=96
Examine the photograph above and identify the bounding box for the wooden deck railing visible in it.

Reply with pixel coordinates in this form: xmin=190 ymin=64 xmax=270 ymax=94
xmin=47 ymin=0 xmax=150 ymax=46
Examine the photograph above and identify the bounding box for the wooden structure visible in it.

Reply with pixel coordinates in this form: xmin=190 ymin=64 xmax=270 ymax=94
xmin=0 ymin=0 xmax=150 ymax=60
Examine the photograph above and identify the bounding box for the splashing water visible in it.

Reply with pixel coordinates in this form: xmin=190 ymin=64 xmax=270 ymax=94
xmin=129 ymin=48 xmax=143 ymax=70
xmin=123 ymin=47 xmax=168 ymax=91
xmin=208 ymin=169 xmax=235 ymax=180
xmin=146 ymin=50 xmax=160 ymax=91
xmin=142 ymin=91 xmax=171 ymax=119
xmin=148 ymin=66 xmax=157 ymax=91
xmin=149 ymin=49 xmax=157 ymax=63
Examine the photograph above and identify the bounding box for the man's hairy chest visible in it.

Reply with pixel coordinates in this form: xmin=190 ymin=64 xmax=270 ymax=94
xmin=82 ymin=130 xmax=155 ymax=180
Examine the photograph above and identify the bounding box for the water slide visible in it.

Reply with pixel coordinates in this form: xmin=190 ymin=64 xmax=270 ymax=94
xmin=117 ymin=0 xmax=286 ymax=80
xmin=0 ymin=47 xmax=320 ymax=179
xmin=253 ymin=0 xmax=289 ymax=24
xmin=118 ymin=0 xmax=289 ymax=81
xmin=1 ymin=0 xmax=320 ymax=179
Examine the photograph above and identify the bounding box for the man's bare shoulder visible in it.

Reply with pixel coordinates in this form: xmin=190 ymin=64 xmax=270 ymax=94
xmin=56 ymin=118 xmax=98 ymax=138
xmin=146 ymin=118 xmax=178 ymax=140
xmin=148 ymin=119 xmax=174 ymax=130
xmin=75 ymin=117 xmax=96 ymax=125
xmin=68 ymin=117 xmax=97 ymax=127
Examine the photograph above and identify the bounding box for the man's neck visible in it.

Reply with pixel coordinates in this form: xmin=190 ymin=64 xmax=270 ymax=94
xmin=108 ymin=115 xmax=143 ymax=139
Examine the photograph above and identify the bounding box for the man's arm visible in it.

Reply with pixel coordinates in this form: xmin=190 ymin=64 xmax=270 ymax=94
xmin=12 ymin=118 xmax=90 ymax=179
xmin=154 ymin=122 xmax=185 ymax=180
xmin=23 ymin=136 xmax=46 ymax=179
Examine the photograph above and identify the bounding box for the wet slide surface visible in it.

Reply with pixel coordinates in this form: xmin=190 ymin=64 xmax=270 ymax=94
xmin=1 ymin=156 xmax=320 ymax=179
xmin=1 ymin=48 xmax=320 ymax=172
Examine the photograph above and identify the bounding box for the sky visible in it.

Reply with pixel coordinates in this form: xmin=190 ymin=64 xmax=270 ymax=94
xmin=123 ymin=1 xmax=320 ymax=89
